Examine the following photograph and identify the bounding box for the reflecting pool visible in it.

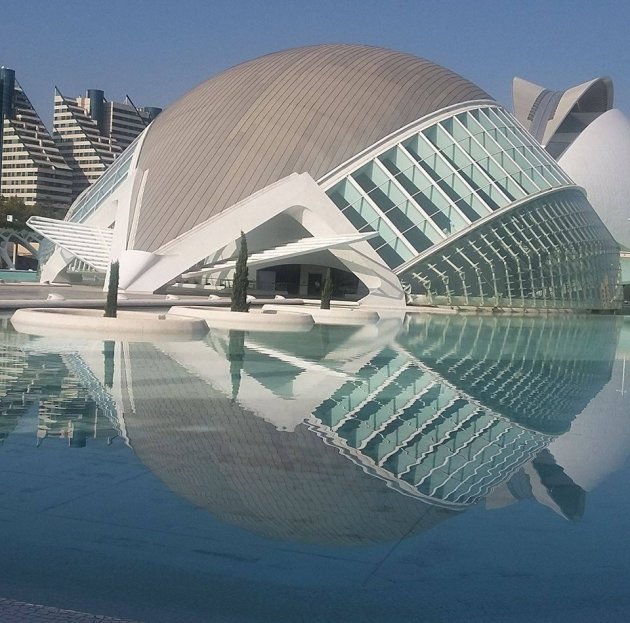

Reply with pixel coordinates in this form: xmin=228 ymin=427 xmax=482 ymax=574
xmin=0 ymin=313 xmax=629 ymax=622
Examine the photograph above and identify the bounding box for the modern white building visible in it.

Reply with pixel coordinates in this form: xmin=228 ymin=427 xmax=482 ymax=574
xmin=513 ymin=76 xmax=630 ymax=289
xmin=32 ymin=45 xmax=621 ymax=310
xmin=0 ymin=67 xmax=72 ymax=208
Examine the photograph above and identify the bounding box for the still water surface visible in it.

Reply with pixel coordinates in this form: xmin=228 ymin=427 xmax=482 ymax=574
xmin=0 ymin=313 xmax=629 ymax=622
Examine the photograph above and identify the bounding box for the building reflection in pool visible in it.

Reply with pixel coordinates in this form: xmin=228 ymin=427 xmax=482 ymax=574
xmin=0 ymin=314 xmax=628 ymax=545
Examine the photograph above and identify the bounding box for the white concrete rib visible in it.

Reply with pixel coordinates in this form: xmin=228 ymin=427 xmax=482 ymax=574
xmin=27 ymin=216 xmax=113 ymax=273
xmin=182 ymin=232 xmax=378 ymax=278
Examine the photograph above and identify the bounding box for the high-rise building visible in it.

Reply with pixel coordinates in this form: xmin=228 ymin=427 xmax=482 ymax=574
xmin=0 ymin=67 xmax=72 ymax=208
xmin=105 ymin=97 xmax=161 ymax=151
xmin=52 ymin=88 xmax=161 ymax=201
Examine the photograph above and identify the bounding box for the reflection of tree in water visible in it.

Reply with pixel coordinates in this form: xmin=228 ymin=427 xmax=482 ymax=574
xmin=103 ymin=341 xmax=115 ymax=389
xmin=228 ymin=330 xmax=246 ymax=401
xmin=320 ymin=324 xmax=330 ymax=351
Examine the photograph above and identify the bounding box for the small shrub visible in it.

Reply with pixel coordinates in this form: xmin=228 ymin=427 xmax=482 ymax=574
xmin=104 ymin=261 xmax=119 ymax=318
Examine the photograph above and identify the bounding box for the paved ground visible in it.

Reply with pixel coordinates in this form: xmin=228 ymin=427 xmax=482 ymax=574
xmin=0 ymin=283 xmax=106 ymax=300
xmin=0 ymin=282 xmax=104 ymax=299
xmin=0 ymin=598 xmax=143 ymax=622
xmin=1 ymin=281 xmax=628 ymax=314
xmin=0 ymin=283 xmax=230 ymax=311
xmin=0 ymin=283 xmax=312 ymax=312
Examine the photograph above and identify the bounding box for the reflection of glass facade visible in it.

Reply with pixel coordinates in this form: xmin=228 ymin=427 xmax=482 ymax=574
xmin=326 ymin=105 xmax=620 ymax=310
xmin=400 ymin=315 xmax=618 ymax=434
xmin=312 ymin=314 xmax=616 ymax=506
xmin=312 ymin=348 xmax=551 ymax=507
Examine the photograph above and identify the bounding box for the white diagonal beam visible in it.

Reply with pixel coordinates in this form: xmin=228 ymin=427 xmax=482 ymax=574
xmin=182 ymin=232 xmax=377 ymax=279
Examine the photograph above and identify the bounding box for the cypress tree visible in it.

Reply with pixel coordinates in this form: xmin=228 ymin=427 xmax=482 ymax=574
xmin=231 ymin=232 xmax=249 ymax=312
xmin=104 ymin=261 xmax=119 ymax=318
xmin=321 ymin=268 xmax=333 ymax=310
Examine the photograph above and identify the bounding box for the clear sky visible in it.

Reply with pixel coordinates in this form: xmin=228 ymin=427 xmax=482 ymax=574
xmin=2 ymin=0 xmax=630 ymax=128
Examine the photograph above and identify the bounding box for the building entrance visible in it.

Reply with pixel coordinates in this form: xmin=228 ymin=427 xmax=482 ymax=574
xmin=307 ymin=273 xmax=323 ymax=297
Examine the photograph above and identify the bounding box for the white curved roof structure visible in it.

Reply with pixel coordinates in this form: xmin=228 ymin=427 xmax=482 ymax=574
xmin=558 ymin=108 xmax=630 ymax=252
xmin=513 ymin=76 xmax=613 ymax=157
xmin=32 ymin=45 xmax=621 ymax=310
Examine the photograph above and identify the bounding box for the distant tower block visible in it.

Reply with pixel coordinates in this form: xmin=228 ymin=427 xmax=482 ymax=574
xmin=0 ymin=67 xmax=72 ymax=208
xmin=53 ymin=87 xmax=161 ymax=201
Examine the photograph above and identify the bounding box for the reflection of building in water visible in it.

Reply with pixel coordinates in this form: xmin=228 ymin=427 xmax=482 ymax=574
xmin=312 ymin=346 xmax=551 ymax=507
xmin=487 ymin=449 xmax=586 ymax=520
xmin=118 ymin=338 xmax=454 ymax=545
xmin=0 ymin=338 xmax=123 ymax=447
xmin=311 ymin=315 xmax=616 ymax=510
xmin=0 ymin=314 xmax=625 ymax=542
xmin=0 ymin=335 xmax=33 ymax=441
xmin=401 ymin=315 xmax=618 ymax=433
xmin=545 ymin=317 xmax=630 ymax=494
xmin=108 ymin=315 xmax=617 ymax=542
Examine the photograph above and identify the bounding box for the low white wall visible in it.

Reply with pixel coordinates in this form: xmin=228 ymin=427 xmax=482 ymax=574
xmin=169 ymin=306 xmax=314 ymax=333
xmin=11 ymin=308 xmax=208 ymax=340
xmin=261 ymin=304 xmax=379 ymax=326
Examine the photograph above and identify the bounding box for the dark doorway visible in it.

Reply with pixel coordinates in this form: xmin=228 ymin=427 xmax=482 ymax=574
xmin=259 ymin=264 xmax=301 ymax=295
xmin=274 ymin=264 xmax=300 ymax=295
xmin=307 ymin=273 xmax=323 ymax=297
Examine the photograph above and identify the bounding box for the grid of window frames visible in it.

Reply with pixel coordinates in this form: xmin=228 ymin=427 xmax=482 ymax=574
xmin=326 ymin=105 xmax=573 ymax=269
xmin=400 ymin=189 xmax=620 ymax=309
xmin=325 ymin=105 xmax=619 ymax=309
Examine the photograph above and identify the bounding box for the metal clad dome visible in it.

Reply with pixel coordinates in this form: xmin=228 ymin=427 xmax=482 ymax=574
xmin=134 ymin=44 xmax=492 ymax=251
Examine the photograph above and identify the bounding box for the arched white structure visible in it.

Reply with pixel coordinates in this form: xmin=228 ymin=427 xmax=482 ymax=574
xmin=513 ymin=76 xmax=613 ymax=157
xmin=558 ymin=109 xmax=630 ymax=251
xmin=514 ymin=76 xmax=630 ymax=285
xmin=30 ymin=46 xmax=621 ymax=310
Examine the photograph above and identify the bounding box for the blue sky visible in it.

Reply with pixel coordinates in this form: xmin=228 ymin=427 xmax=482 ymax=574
xmin=2 ymin=0 xmax=630 ymax=127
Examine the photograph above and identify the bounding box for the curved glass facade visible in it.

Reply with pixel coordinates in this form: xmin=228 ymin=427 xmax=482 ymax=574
xmin=325 ymin=105 xmax=620 ymax=310
xmin=401 ymin=189 xmax=620 ymax=309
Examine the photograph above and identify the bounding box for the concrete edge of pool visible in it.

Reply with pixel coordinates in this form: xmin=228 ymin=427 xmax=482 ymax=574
xmin=9 ymin=308 xmax=209 ymax=341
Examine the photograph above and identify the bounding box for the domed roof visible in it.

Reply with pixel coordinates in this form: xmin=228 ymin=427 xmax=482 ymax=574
xmin=132 ymin=44 xmax=492 ymax=252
